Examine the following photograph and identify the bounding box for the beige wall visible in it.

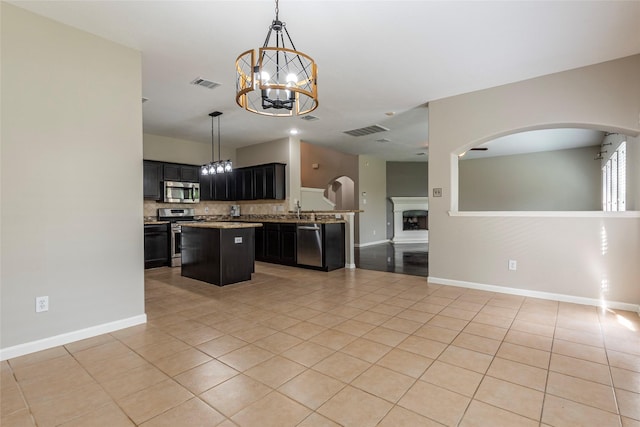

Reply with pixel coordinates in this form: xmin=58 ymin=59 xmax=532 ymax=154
xmin=429 ymin=54 xmax=640 ymax=306
xmin=236 ymin=138 xmax=289 ymax=167
xmin=300 ymin=142 xmax=359 ymax=189
xmin=1 ymin=4 xmax=145 ymax=355
xmin=236 ymin=137 xmax=302 ymax=210
xmin=357 ymin=156 xmax=387 ymax=246
xmin=459 ymin=146 xmax=601 ymax=211
xmin=143 ymin=133 xmax=235 ymax=166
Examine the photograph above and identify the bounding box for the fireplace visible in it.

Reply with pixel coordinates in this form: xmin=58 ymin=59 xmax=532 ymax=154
xmin=391 ymin=197 xmax=428 ymax=244
xmin=403 ymin=210 xmax=428 ymax=231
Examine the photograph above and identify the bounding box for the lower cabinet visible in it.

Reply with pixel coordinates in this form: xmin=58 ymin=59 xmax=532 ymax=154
xmin=255 ymin=223 xmax=296 ymax=265
xmin=144 ymin=223 xmax=169 ymax=269
xmin=254 ymin=222 xmax=344 ymax=271
xmin=280 ymin=224 xmax=297 ymax=265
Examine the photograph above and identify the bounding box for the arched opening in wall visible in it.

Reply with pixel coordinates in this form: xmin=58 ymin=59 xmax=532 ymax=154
xmin=456 ymin=127 xmax=637 ymax=212
xmin=325 ymin=176 xmax=355 ymax=210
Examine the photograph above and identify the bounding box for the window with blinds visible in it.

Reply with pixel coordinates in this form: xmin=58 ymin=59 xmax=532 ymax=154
xmin=602 ymin=141 xmax=626 ymax=212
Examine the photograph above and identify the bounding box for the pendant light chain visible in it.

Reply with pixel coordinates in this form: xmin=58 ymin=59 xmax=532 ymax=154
xmin=274 ymin=0 xmax=279 ymax=21
xmin=211 ymin=117 xmax=220 ymax=163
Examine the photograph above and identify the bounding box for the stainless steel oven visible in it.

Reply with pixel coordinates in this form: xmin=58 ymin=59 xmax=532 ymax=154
xmin=158 ymin=208 xmax=198 ymax=267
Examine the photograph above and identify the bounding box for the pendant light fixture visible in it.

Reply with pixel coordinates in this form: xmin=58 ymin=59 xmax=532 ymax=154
xmin=201 ymin=111 xmax=232 ymax=176
xmin=235 ymin=0 xmax=318 ymax=117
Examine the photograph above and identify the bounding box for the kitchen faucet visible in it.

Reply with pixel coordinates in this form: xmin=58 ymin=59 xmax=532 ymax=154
xmin=295 ymin=200 xmax=301 ymax=219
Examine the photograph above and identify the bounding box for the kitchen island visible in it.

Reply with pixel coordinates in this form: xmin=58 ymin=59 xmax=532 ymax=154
xmin=181 ymin=222 xmax=262 ymax=286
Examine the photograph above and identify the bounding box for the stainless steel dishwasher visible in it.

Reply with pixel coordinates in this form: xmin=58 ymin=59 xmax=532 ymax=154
xmin=296 ymin=223 xmax=323 ymax=267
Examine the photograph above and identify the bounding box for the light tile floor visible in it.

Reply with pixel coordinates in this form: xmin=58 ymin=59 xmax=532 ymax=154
xmin=2 ymin=264 xmax=639 ymax=426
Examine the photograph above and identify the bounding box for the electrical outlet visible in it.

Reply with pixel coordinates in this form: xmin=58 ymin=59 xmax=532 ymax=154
xmin=433 ymin=188 xmax=443 ymax=197
xmin=508 ymin=260 xmax=517 ymax=271
xmin=36 ymin=296 xmax=49 ymax=313
xmin=204 ymin=206 xmax=209 ymax=213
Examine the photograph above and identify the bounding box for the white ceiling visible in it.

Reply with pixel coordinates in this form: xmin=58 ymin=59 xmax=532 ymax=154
xmin=11 ymin=1 xmax=640 ymax=162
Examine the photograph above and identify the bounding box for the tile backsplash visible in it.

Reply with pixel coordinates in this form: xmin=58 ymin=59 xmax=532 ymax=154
xmin=144 ymin=199 xmax=289 ymax=219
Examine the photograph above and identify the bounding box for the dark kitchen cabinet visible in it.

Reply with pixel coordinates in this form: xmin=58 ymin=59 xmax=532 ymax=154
xmin=254 ymin=225 xmax=265 ymax=260
xmin=214 ymin=173 xmax=235 ymax=201
xmin=280 ymin=224 xmax=297 ymax=265
xmin=254 ymin=163 xmax=285 ymax=200
xmin=164 ymin=163 xmax=199 ymax=183
xmin=234 ymin=168 xmax=254 ymax=201
xmin=144 ymin=223 xmax=169 ymax=269
xmin=199 ymin=173 xmax=213 ymax=201
xmin=256 ymin=222 xmax=297 ymax=265
xmin=143 ymin=161 xmax=163 ymax=200
xmin=263 ymin=223 xmax=281 ymax=263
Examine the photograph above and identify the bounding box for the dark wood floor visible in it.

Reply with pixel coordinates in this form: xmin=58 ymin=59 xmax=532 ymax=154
xmin=355 ymin=242 xmax=428 ymax=277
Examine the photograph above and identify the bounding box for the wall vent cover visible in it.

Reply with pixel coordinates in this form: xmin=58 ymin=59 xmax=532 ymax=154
xmin=300 ymin=115 xmax=319 ymax=121
xmin=190 ymin=77 xmax=221 ymax=90
xmin=344 ymin=124 xmax=390 ymax=137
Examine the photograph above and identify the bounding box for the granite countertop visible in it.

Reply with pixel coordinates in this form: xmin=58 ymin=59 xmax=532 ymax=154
xmin=144 ymin=221 xmax=170 ymax=225
xmin=182 ymin=222 xmax=263 ymax=229
xmin=236 ymin=217 xmax=345 ymax=224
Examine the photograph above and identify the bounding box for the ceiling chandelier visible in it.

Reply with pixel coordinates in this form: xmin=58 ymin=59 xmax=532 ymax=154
xmin=235 ymin=0 xmax=318 ymax=117
xmin=201 ymin=111 xmax=232 ymax=176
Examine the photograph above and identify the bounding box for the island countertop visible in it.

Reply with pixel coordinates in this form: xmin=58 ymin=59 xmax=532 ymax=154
xmin=182 ymin=222 xmax=262 ymax=229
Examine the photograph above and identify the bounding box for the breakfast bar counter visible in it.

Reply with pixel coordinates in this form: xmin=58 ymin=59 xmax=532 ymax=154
xmin=180 ymin=222 xmax=262 ymax=286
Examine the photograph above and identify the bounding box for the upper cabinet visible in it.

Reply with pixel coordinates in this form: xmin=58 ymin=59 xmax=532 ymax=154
xmin=143 ymin=161 xmax=163 ymax=200
xmin=145 ymin=160 xmax=285 ymax=202
xmin=254 ymin=163 xmax=286 ymax=200
xmin=163 ymin=163 xmax=199 ymax=183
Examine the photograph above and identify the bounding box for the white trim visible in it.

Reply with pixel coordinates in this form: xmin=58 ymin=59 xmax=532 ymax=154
xmin=355 ymin=239 xmax=390 ymax=248
xmin=428 ymin=276 xmax=639 ymax=313
xmin=345 ymin=263 xmax=356 ymax=269
xmin=449 ymin=210 xmax=640 ymax=218
xmin=0 ymin=314 xmax=147 ymax=361
xmin=391 ymin=238 xmax=429 ymax=245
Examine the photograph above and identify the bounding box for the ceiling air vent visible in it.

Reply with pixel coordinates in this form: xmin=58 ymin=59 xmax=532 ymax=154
xmin=343 ymin=124 xmax=390 ymax=137
xmin=300 ymin=115 xmax=319 ymax=122
xmin=190 ymin=77 xmax=221 ymax=90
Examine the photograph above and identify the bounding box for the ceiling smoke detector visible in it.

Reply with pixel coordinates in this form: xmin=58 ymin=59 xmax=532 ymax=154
xmin=190 ymin=77 xmax=221 ymax=90
xmin=343 ymin=124 xmax=390 ymax=137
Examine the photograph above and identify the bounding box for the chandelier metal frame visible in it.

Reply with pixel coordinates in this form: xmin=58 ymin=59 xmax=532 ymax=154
xmin=235 ymin=0 xmax=318 ymax=117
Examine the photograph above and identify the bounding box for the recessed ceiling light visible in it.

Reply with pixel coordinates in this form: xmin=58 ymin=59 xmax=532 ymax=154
xmin=289 ymin=129 xmax=299 ymax=135
xmin=385 ymin=112 xmax=395 ymax=116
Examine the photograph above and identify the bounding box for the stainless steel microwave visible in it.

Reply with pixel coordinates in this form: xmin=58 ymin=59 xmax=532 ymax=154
xmin=163 ymin=181 xmax=200 ymax=203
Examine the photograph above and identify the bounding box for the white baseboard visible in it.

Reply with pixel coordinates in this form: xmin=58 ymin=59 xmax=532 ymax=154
xmin=391 ymin=238 xmax=429 ymax=244
xmin=428 ymin=276 xmax=640 ymax=314
xmin=355 ymin=239 xmax=390 ymax=248
xmin=345 ymin=263 xmax=356 ymax=269
xmin=0 ymin=314 xmax=147 ymax=361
